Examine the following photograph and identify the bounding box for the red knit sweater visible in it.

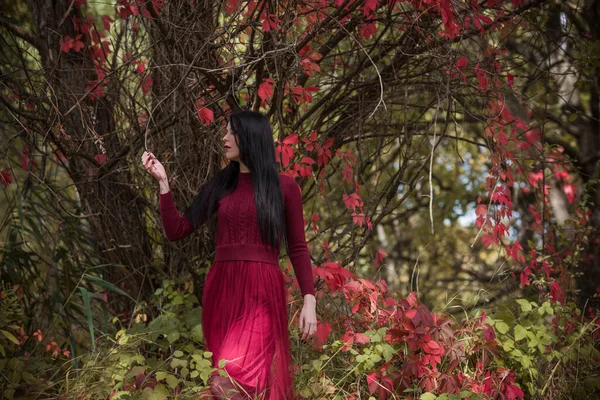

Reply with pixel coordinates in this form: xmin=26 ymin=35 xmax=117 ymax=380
xmin=159 ymin=172 xmax=315 ymax=297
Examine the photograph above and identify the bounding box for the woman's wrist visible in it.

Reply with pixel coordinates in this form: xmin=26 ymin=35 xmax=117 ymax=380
xmin=158 ymin=178 xmax=170 ymax=194
xmin=303 ymin=294 xmax=316 ymax=305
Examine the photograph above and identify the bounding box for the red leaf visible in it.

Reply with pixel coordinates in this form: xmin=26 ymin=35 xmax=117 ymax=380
xmin=563 ymin=183 xmax=576 ymax=204
xmin=136 ymin=61 xmax=146 ymax=75
xmin=301 ymin=156 xmax=315 ymax=165
xmin=520 ymin=268 xmax=532 ymax=288
xmin=475 ymin=204 xmax=487 ymax=217
xmin=141 ymin=76 xmax=153 ymax=95
xmin=475 ymin=63 xmax=488 ymax=91
xmin=283 ymin=133 xmax=299 ymax=145
xmin=455 ymin=56 xmax=467 ymax=68
xmin=0 ymin=167 xmax=13 ymax=188
xmin=196 ymin=105 xmax=214 ymax=126
xmin=72 ymin=39 xmax=85 ymax=52
xmin=354 ymin=332 xmax=370 ymax=344
xmin=406 ymin=292 xmax=418 ymax=307
xmin=550 ymin=281 xmax=566 ymax=304
xmin=359 ymin=23 xmax=377 ymax=40
xmin=342 ymin=192 xmax=362 ymax=210
xmin=405 ymin=309 xmax=417 ymax=320
xmin=312 ymin=321 xmax=332 ymax=350
xmin=363 ymin=0 xmax=378 ymax=16
xmin=61 ymin=35 xmax=73 ymax=52
xmin=505 ymin=383 xmax=524 ymax=400
xmin=225 ymin=0 xmax=239 ymax=13
xmin=20 ymin=148 xmax=37 ymax=172
xmin=483 ymin=324 xmax=496 ymax=341
xmin=439 ymin=0 xmax=460 ymax=38
xmin=367 ymin=372 xmax=378 ymax=394
xmin=481 ymin=234 xmax=494 ymax=248
xmin=94 ymin=154 xmax=108 ymax=165
xmin=258 ymin=78 xmax=275 ymax=102
xmin=101 ymin=15 xmax=113 ymax=31
xmin=427 ymin=340 xmax=441 ymax=350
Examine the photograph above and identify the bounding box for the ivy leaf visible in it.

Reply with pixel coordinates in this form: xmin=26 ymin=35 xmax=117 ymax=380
xmin=196 ymin=106 xmax=214 ymax=126
xmin=258 ymin=78 xmax=275 ymax=102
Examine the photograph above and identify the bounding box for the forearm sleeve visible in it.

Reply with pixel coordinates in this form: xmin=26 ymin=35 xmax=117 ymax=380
xmin=284 ymin=179 xmax=316 ymax=297
xmin=159 ymin=191 xmax=195 ymax=241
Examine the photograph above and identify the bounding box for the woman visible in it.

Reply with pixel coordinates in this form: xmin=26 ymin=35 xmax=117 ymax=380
xmin=141 ymin=110 xmax=317 ymax=399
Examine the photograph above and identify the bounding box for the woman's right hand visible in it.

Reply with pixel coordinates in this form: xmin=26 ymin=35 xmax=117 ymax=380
xmin=141 ymin=150 xmax=167 ymax=182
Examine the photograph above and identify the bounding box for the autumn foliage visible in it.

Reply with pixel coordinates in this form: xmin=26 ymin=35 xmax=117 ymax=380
xmin=1 ymin=0 xmax=600 ymax=399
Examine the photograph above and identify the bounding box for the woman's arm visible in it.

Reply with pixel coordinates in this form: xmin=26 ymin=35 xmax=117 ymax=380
xmin=283 ymin=176 xmax=316 ymax=298
xmin=283 ymin=176 xmax=317 ymax=340
xmin=142 ymin=151 xmax=195 ymax=242
xmin=159 ymin=178 xmax=195 ymax=242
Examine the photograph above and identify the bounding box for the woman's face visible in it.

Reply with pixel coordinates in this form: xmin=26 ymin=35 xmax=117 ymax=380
xmin=223 ymin=122 xmax=240 ymax=161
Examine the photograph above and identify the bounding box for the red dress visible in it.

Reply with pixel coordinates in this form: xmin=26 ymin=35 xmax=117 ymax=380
xmin=159 ymin=171 xmax=315 ymax=399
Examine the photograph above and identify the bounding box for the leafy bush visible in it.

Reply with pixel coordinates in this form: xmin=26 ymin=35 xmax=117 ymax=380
xmin=2 ymin=267 xmax=599 ymax=400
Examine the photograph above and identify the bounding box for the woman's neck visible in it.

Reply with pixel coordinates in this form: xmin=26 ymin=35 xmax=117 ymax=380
xmin=239 ymin=163 xmax=251 ymax=173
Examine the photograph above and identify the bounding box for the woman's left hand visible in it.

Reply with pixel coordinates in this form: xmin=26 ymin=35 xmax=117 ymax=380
xmin=299 ymin=294 xmax=317 ymax=341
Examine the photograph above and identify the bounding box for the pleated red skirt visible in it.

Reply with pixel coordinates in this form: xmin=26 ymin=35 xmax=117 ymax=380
xmin=202 ymin=260 xmax=294 ymax=399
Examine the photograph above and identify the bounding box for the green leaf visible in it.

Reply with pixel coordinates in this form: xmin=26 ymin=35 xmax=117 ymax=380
xmin=144 ymin=384 xmax=170 ymax=400
xmin=156 ymin=371 xmax=167 ymax=381
xmin=165 ymin=330 xmax=180 ymax=344
xmin=514 ymin=325 xmax=527 ymax=341
xmin=165 ymin=374 xmax=180 ymax=389
xmin=0 ymin=330 xmax=19 ymax=345
xmin=382 ymin=344 xmax=395 ymax=362
xmin=196 ymin=359 xmax=212 ymax=370
xmin=537 ymin=306 xmax=545 ymax=315
xmin=511 ymin=349 xmax=523 ymax=358
xmin=173 ymin=350 xmax=184 ymax=358
xmin=502 ymin=339 xmax=515 ymax=351
xmin=526 ymin=332 xmax=539 ymax=347
xmin=420 ymin=393 xmax=437 ymax=400
xmin=312 ymin=359 xmax=322 ymax=371
xmin=191 ymin=324 xmax=203 ymax=342
xmin=170 ymin=358 xmax=187 ymax=369
xmin=79 ymin=287 xmax=96 ymax=352
xmin=516 ymin=299 xmax=533 ymax=312
xmin=84 ymin=273 xmax=134 ymax=300
xmin=495 ymin=321 xmax=510 ymax=334
xmin=22 ymin=371 xmax=39 ymax=385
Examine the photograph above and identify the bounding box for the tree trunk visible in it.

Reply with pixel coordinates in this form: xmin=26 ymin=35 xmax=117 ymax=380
xmin=28 ymin=0 xmax=153 ymax=313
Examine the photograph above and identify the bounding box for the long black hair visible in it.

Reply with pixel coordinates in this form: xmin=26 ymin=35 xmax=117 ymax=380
xmin=183 ymin=110 xmax=289 ymax=254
